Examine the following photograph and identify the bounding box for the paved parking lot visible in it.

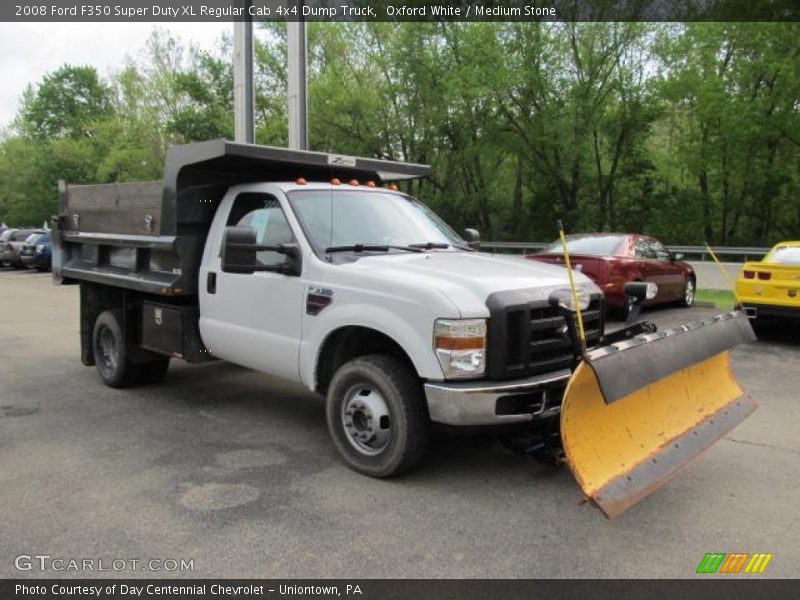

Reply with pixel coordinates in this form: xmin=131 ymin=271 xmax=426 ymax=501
xmin=1 ymin=268 xmax=798 ymax=578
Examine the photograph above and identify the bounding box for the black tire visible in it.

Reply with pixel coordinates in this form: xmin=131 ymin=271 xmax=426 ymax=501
xmin=139 ymin=357 xmax=170 ymax=383
xmin=680 ymin=275 xmax=696 ymax=308
xmin=326 ymin=354 xmax=430 ymax=478
xmin=92 ymin=309 xmax=140 ymax=388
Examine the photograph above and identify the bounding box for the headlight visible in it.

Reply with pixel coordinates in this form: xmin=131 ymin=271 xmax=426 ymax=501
xmin=35 ymin=244 xmax=45 ymax=253
xmin=434 ymin=319 xmax=486 ymax=379
xmin=548 ymin=288 xmax=591 ymax=312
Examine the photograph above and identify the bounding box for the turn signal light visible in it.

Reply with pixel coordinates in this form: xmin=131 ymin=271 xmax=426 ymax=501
xmin=758 ymin=271 xmax=772 ymax=280
xmin=743 ymin=270 xmax=755 ymax=279
xmin=434 ymin=336 xmax=486 ymax=351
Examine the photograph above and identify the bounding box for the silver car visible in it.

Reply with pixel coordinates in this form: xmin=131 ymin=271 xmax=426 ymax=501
xmin=1 ymin=229 xmax=43 ymax=268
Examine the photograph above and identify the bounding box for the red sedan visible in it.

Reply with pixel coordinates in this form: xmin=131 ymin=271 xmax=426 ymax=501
xmin=528 ymin=233 xmax=696 ymax=318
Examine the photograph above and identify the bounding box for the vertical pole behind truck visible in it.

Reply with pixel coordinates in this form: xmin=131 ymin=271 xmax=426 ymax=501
xmin=233 ymin=0 xmax=255 ymax=145
xmin=287 ymin=18 xmax=308 ymax=150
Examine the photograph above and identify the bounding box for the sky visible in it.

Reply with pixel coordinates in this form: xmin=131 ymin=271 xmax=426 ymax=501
xmin=0 ymin=22 xmax=231 ymax=129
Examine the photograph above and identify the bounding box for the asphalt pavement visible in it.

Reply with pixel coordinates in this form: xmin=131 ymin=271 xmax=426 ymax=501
xmin=1 ymin=268 xmax=798 ymax=578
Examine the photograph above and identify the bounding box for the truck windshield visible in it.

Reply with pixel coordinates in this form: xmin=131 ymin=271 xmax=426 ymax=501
xmin=287 ymin=189 xmax=465 ymax=254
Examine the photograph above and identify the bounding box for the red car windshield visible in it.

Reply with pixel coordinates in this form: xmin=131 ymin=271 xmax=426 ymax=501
xmin=543 ymin=235 xmax=625 ymax=256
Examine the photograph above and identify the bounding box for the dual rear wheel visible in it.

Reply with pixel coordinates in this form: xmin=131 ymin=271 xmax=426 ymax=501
xmin=92 ymin=309 xmax=170 ymax=388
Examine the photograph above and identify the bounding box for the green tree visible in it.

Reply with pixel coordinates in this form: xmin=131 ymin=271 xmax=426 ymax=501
xmin=20 ymin=65 xmax=112 ymax=140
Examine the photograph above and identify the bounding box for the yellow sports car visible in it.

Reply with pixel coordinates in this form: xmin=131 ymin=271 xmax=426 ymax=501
xmin=736 ymin=241 xmax=800 ymax=321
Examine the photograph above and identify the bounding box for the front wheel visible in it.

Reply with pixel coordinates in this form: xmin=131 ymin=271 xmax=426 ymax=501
xmin=681 ymin=276 xmax=696 ymax=307
xmin=326 ymin=354 xmax=430 ymax=478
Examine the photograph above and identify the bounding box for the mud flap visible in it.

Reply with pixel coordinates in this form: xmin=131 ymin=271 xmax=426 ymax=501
xmin=561 ymin=311 xmax=757 ymax=518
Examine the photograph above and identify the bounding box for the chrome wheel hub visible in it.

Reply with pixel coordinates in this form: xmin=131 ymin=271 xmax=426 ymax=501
xmin=341 ymin=385 xmax=391 ymax=456
xmin=98 ymin=326 xmax=118 ymax=372
xmin=685 ymin=280 xmax=695 ymax=305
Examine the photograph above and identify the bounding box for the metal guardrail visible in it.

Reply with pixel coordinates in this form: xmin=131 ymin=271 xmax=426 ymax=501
xmin=480 ymin=242 xmax=770 ymax=262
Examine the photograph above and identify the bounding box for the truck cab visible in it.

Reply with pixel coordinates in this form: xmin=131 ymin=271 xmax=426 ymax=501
xmin=53 ymin=140 xmax=604 ymax=478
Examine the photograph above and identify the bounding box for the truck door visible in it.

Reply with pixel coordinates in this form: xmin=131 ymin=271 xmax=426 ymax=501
xmin=200 ymin=191 xmax=305 ymax=382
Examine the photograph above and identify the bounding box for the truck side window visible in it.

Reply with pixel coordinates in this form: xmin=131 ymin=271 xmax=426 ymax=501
xmin=227 ymin=193 xmax=296 ymax=268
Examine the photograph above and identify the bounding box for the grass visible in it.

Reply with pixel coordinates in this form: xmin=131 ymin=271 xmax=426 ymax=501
xmin=696 ymin=289 xmax=737 ymax=310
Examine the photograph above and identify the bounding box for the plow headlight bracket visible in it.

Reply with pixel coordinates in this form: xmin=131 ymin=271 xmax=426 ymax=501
xmin=548 ymin=288 xmax=591 ymax=312
xmin=434 ymin=319 xmax=487 ymax=379
xmin=624 ymin=281 xmax=658 ymax=301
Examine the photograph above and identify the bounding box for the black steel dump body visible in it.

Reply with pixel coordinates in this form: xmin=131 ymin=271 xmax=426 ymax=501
xmin=53 ymin=139 xmax=429 ymax=296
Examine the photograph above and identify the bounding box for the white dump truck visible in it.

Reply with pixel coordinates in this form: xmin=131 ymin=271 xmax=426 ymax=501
xmin=53 ymin=140 xmax=755 ymax=517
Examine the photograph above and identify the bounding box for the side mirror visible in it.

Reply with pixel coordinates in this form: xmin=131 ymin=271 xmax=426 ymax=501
xmin=463 ymin=228 xmax=480 ymax=251
xmin=222 ymin=226 xmax=258 ymax=273
xmin=221 ymin=226 xmax=302 ymax=276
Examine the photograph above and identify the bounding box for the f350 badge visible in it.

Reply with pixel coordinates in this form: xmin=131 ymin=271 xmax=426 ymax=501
xmin=307 ymin=286 xmax=334 ymax=316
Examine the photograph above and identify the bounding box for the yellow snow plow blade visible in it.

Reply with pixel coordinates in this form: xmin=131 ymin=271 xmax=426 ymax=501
xmin=561 ymin=311 xmax=757 ymax=518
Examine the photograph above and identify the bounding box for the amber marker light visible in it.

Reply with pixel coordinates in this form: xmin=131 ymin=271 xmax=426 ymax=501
xmin=433 ymin=336 xmax=486 ymax=350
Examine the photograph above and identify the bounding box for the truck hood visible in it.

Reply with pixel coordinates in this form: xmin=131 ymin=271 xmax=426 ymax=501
xmin=350 ymin=251 xmax=600 ymax=316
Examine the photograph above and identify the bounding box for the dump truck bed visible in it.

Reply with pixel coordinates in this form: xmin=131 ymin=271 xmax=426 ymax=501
xmin=53 ymin=139 xmax=429 ymax=296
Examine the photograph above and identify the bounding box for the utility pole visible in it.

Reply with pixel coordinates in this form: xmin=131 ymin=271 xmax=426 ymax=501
xmin=287 ymin=18 xmax=308 ymax=150
xmin=233 ymin=0 xmax=255 ymax=144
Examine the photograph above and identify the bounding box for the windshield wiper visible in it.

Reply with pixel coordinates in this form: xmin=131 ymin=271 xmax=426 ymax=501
xmin=325 ymin=244 xmax=423 ymax=254
xmin=409 ymin=241 xmax=475 ymax=252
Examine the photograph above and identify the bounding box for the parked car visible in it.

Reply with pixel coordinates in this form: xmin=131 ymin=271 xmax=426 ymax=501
xmin=736 ymin=240 xmax=800 ymax=323
xmin=1 ymin=228 xmax=44 ymax=269
xmin=20 ymin=231 xmax=52 ymax=272
xmin=527 ymin=233 xmax=696 ymax=319
xmin=0 ymin=229 xmax=15 ymax=266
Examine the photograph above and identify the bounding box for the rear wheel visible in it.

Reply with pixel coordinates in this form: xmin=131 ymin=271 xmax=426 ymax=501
xmin=92 ymin=309 xmax=140 ymax=388
xmin=681 ymin=276 xmax=696 ymax=307
xmin=326 ymin=354 xmax=430 ymax=478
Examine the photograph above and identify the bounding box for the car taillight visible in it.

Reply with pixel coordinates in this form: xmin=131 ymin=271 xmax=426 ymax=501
xmin=743 ymin=270 xmax=755 ymax=279
xmin=758 ymin=271 xmax=772 ymax=281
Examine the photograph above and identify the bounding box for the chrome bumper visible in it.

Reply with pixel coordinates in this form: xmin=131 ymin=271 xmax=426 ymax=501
xmin=423 ymin=369 xmax=572 ymax=427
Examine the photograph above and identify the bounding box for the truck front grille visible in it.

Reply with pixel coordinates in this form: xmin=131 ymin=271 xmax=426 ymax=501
xmin=486 ymin=293 xmax=604 ymax=381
